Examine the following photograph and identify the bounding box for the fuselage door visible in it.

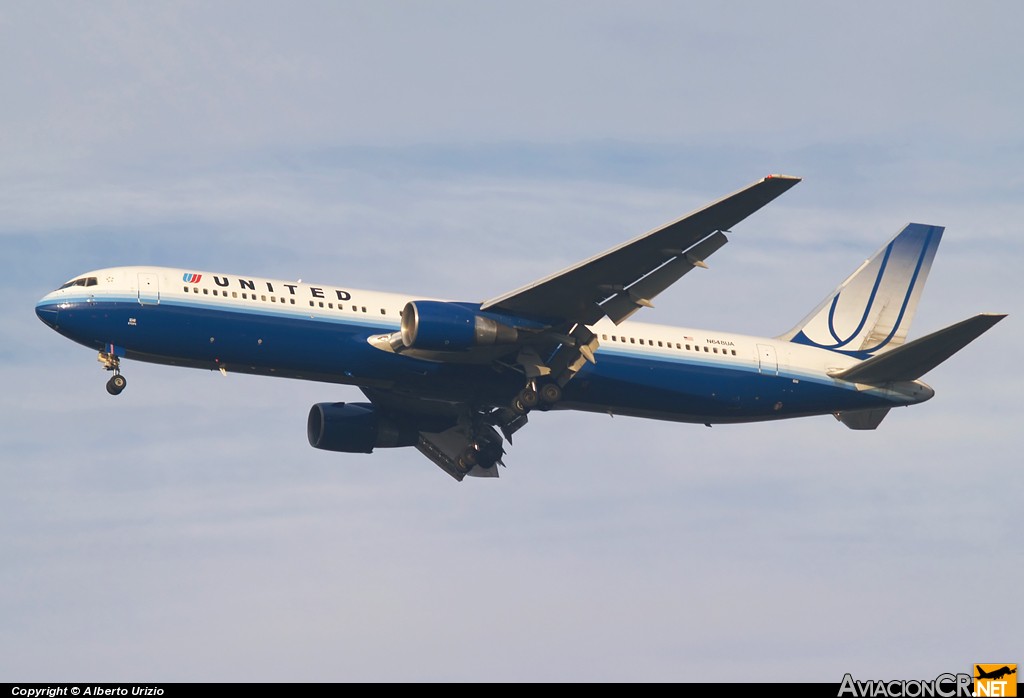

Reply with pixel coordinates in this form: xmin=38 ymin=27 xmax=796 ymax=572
xmin=138 ymin=272 xmax=160 ymax=305
xmin=756 ymin=343 xmax=778 ymax=375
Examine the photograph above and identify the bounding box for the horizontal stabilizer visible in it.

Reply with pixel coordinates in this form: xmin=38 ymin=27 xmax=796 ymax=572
xmin=832 ymin=313 xmax=1006 ymax=384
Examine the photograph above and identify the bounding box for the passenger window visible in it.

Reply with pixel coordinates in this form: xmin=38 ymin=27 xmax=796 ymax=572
xmin=318 ymin=302 xmax=324 ymax=308
xmin=361 ymin=306 xmax=367 ymax=313
xmin=731 ymin=349 xmax=737 ymax=356
xmin=232 ymin=292 xmax=238 ymax=298
xmin=290 ymin=299 xmax=295 ymax=305
xmin=704 ymin=346 xmax=709 ymax=352
xmin=183 ymin=286 xmax=188 ymax=292
xmin=242 ymin=293 xmax=248 ymax=299
xmin=658 ymin=341 xmax=663 ymax=347
xmin=639 ymin=339 xmax=644 ymax=345
xmin=630 ymin=338 xmax=635 ymax=344
xmin=380 ymin=308 xmax=386 ymax=315
xmin=309 ymin=301 xmax=314 ymax=307
xmin=261 ymin=295 xmax=267 ymax=301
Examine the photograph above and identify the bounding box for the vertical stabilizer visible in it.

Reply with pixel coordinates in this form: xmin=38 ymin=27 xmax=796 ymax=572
xmin=779 ymin=223 xmax=943 ymax=357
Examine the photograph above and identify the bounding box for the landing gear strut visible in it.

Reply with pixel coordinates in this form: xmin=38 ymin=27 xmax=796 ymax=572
xmin=99 ymin=349 xmax=126 ymax=396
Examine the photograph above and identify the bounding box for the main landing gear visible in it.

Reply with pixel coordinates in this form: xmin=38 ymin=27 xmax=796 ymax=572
xmin=511 ymin=379 xmax=562 ymax=415
xmin=456 ymin=436 xmax=505 ymax=475
xmin=99 ymin=349 xmax=127 ymax=396
xmin=452 ymin=419 xmax=507 ymax=475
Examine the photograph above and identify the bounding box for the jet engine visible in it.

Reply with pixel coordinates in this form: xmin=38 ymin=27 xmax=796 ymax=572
xmin=307 ymin=402 xmax=419 ymax=453
xmin=399 ymin=301 xmax=518 ymax=351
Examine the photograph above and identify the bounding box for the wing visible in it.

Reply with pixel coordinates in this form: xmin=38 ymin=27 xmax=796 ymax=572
xmin=363 ymin=176 xmax=801 ymax=480
xmin=360 ymin=387 xmax=526 ymax=481
xmin=482 ymin=174 xmax=801 ymax=325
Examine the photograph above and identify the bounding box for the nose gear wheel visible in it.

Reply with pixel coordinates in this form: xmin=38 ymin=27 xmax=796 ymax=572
xmin=98 ymin=349 xmax=126 ymax=396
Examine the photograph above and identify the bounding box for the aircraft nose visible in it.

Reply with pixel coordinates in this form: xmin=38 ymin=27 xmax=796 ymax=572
xmin=35 ymin=300 xmax=59 ymax=328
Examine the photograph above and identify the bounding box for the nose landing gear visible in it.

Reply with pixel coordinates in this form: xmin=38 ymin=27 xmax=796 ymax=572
xmin=98 ymin=349 xmax=126 ymax=396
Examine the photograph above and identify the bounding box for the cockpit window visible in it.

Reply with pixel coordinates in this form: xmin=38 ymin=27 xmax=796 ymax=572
xmin=56 ymin=276 xmax=98 ymax=290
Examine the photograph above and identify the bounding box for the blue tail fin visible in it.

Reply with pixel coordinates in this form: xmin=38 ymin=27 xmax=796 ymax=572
xmin=779 ymin=223 xmax=944 ymax=358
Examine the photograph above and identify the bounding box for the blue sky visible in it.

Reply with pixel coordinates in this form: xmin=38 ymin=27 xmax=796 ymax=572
xmin=1 ymin=1 xmax=1021 ymax=682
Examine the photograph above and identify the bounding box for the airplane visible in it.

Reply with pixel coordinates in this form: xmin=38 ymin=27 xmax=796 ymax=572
xmin=976 ymin=666 xmax=1017 ymax=681
xmin=34 ymin=175 xmax=1006 ymax=481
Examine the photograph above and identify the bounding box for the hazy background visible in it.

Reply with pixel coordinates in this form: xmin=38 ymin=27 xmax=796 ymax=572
xmin=1 ymin=1 xmax=1021 ymax=682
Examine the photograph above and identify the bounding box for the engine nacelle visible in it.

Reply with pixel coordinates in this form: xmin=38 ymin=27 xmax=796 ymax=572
xmin=307 ymin=402 xmax=418 ymax=453
xmin=400 ymin=300 xmax=518 ymax=351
